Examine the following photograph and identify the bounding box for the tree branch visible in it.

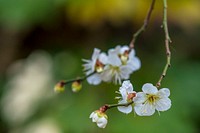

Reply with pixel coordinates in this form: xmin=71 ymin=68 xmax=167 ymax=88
xmin=129 ymin=0 xmax=156 ymax=49
xmin=105 ymin=101 xmax=133 ymax=110
xmin=156 ymin=0 xmax=172 ymax=88
xmin=62 ymin=72 xmax=96 ymax=85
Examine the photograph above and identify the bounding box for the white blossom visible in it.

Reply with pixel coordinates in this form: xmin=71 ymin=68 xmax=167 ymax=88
xmin=82 ymin=48 xmax=107 ymax=85
xmin=133 ymin=83 xmax=171 ymax=116
xmin=117 ymin=80 xmax=136 ymax=114
xmin=89 ymin=111 xmax=108 ymax=128
xmin=101 ymin=45 xmax=141 ymax=84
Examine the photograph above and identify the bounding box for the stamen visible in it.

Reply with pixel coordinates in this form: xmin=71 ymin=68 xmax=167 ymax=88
xmin=95 ymin=59 xmax=104 ymax=73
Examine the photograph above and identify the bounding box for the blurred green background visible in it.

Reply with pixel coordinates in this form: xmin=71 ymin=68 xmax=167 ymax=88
xmin=0 ymin=0 xmax=200 ymax=133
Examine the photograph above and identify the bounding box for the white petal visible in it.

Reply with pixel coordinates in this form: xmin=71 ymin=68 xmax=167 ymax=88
xmin=101 ymin=67 xmax=113 ymax=82
xmin=119 ymin=88 xmax=127 ymax=100
xmin=133 ymin=92 xmax=147 ymax=104
xmin=129 ymin=49 xmax=136 ymax=57
xmin=134 ymin=103 xmax=155 ymax=116
xmin=87 ymin=74 xmax=102 ymax=85
xmin=120 ymin=46 xmax=129 ymax=54
xmin=134 ymin=104 xmax=143 ymax=116
xmin=121 ymin=65 xmax=132 ymax=74
xmin=121 ymin=80 xmax=133 ymax=93
xmin=155 ymin=98 xmax=171 ymax=111
xmin=128 ymin=57 xmax=141 ymax=71
xmin=158 ymin=88 xmax=170 ymax=98
xmin=89 ymin=112 xmax=95 ymax=118
xmin=97 ymin=117 xmax=107 ymax=128
xmin=82 ymin=62 xmax=92 ymax=71
xmin=117 ymin=105 xmax=132 ymax=114
xmin=85 ymin=69 xmax=93 ymax=75
xmin=82 ymin=60 xmax=95 ymax=73
xmin=117 ymin=100 xmax=132 ymax=114
xmin=99 ymin=52 xmax=108 ymax=64
xmin=90 ymin=112 xmax=98 ymax=122
xmin=108 ymin=46 xmax=120 ymax=55
xmin=92 ymin=48 xmax=100 ymax=61
xmin=120 ymin=66 xmax=132 ymax=79
xmin=108 ymin=54 xmax=121 ymax=66
xmin=142 ymin=83 xmax=158 ymax=94
xmin=82 ymin=59 xmax=90 ymax=63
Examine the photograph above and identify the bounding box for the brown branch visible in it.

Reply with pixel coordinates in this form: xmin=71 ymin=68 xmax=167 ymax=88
xmin=61 ymin=72 xmax=96 ymax=85
xmin=156 ymin=0 xmax=172 ymax=88
xmin=129 ymin=0 xmax=156 ymax=49
xmin=99 ymin=101 xmax=134 ymax=113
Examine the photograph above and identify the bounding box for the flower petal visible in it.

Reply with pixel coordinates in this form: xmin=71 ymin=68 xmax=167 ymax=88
xmin=121 ymin=80 xmax=133 ymax=93
xmin=108 ymin=45 xmax=120 ymax=55
xmin=89 ymin=112 xmax=98 ymax=122
xmin=128 ymin=57 xmax=141 ymax=71
xmin=89 ymin=112 xmax=95 ymax=118
xmin=133 ymin=92 xmax=147 ymax=104
xmin=120 ymin=65 xmax=132 ymax=79
xmin=156 ymin=98 xmax=171 ymax=111
xmin=119 ymin=88 xmax=127 ymax=100
xmin=120 ymin=46 xmax=129 ymax=54
xmin=99 ymin=52 xmax=108 ymax=64
xmin=117 ymin=100 xmax=132 ymax=114
xmin=158 ymin=88 xmax=170 ymax=98
xmin=134 ymin=103 xmax=155 ymax=116
xmin=142 ymin=83 xmax=158 ymax=94
xmin=117 ymin=105 xmax=132 ymax=114
xmin=108 ymin=54 xmax=121 ymax=66
xmin=129 ymin=49 xmax=136 ymax=57
xmin=87 ymin=74 xmax=102 ymax=85
xmin=97 ymin=117 xmax=107 ymax=128
xmin=92 ymin=48 xmax=100 ymax=61
xmin=101 ymin=67 xmax=113 ymax=82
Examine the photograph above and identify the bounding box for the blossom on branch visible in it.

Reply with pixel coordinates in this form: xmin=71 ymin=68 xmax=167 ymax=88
xmin=117 ymin=80 xmax=136 ymax=114
xmin=82 ymin=48 xmax=107 ymax=85
xmin=101 ymin=45 xmax=141 ymax=84
xmin=83 ymin=46 xmax=141 ymax=85
xmin=89 ymin=110 xmax=108 ymax=128
xmin=134 ymin=83 xmax=171 ymax=116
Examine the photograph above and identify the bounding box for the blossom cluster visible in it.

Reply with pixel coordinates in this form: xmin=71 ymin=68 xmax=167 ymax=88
xmin=83 ymin=45 xmax=141 ymax=85
xmin=90 ymin=80 xmax=171 ymax=128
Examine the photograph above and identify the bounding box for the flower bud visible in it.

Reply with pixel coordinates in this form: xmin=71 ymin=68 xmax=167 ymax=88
xmin=54 ymin=81 xmax=65 ymax=93
xmin=89 ymin=110 xmax=108 ymax=128
xmin=72 ymin=81 xmax=82 ymax=92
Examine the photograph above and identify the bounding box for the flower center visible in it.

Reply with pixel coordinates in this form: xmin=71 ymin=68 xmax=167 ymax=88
xmin=127 ymin=93 xmax=136 ymax=101
xmin=110 ymin=66 xmax=120 ymax=75
xmin=95 ymin=59 xmax=104 ymax=73
xmin=119 ymin=50 xmax=129 ymax=65
xmin=146 ymin=94 xmax=159 ymax=104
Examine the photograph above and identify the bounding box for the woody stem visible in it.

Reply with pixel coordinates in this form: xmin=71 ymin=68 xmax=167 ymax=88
xmin=129 ymin=0 xmax=156 ymax=49
xmin=156 ymin=0 xmax=172 ymax=88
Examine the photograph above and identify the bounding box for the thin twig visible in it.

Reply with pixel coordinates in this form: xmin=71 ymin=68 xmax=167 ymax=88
xmin=106 ymin=101 xmax=133 ymax=110
xmin=63 ymin=72 xmax=96 ymax=85
xmin=156 ymin=0 xmax=172 ymax=88
xmin=129 ymin=0 xmax=156 ymax=49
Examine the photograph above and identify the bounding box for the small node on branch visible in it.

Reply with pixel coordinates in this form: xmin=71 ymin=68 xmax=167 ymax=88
xmin=129 ymin=43 xmax=134 ymax=49
xmin=166 ymin=52 xmax=171 ymax=56
xmin=156 ymin=82 xmax=161 ymax=88
xmin=99 ymin=105 xmax=109 ymax=113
